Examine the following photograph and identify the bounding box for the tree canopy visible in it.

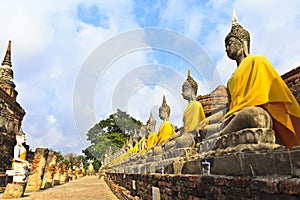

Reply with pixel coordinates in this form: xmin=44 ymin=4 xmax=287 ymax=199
xmin=83 ymin=109 xmax=142 ymax=161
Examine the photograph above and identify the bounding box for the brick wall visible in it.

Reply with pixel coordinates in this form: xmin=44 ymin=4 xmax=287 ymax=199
xmin=106 ymin=173 xmax=300 ymax=200
xmin=281 ymin=66 xmax=300 ymax=104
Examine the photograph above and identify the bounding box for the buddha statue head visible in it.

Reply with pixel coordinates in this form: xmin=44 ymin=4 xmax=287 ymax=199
xmin=146 ymin=112 xmax=156 ymax=132
xmin=16 ymin=128 xmax=26 ymax=145
xmin=133 ymin=129 xmax=140 ymax=143
xmin=159 ymin=95 xmax=171 ymax=120
xmin=127 ymin=136 xmax=133 ymax=148
xmin=139 ymin=124 xmax=147 ymax=138
xmin=225 ymin=10 xmax=250 ymax=58
xmin=182 ymin=68 xmax=198 ymax=101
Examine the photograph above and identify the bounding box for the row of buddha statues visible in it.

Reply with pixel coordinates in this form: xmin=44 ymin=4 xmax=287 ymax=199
xmin=106 ymin=10 xmax=300 ymax=166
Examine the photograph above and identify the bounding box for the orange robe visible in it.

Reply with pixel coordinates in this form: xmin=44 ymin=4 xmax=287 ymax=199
xmin=157 ymin=121 xmax=175 ymax=143
xmin=147 ymin=131 xmax=158 ymax=149
xmin=226 ymin=54 xmax=300 ymax=149
xmin=12 ymin=146 xmax=27 ymax=170
xmin=183 ymin=100 xmax=206 ymax=133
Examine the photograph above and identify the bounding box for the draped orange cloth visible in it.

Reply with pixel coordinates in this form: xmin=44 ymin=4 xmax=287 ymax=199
xmin=12 ymin=146 xmax=27 ymax=170
xmin=128 ymin=144 xmax=138 ymax=154
xmin=226 ymin=54 xmax=300 ymax=149
xmin=183 ymin=100 xmax=206 ymax=133
xmin=19 ymin=146 xmax=27 ymax=160
xmin=157 ymin=121 xmax=175 ymax=143
xmin=147 ymin=131 xmax=158 ymax=149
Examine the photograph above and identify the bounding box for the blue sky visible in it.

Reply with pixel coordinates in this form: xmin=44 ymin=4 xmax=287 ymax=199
xmin=0 ymin=0 xmax=299 ymax=154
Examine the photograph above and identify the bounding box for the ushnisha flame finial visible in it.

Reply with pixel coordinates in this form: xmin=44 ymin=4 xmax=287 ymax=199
xmin=162 ymin=95 xmax=166 ymax=104
xmin=160 ymin=94 xmax=170 ymax=116
xmin=187 ymin=68 xmax=191 ymax=78
xmin=232 ymin=10 xmax=239 ymax=25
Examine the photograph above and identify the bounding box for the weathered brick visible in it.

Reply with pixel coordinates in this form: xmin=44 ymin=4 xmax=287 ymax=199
xmin=189 ymin=175 xmax=201 ymax=182
xmin=279 ymin=178 xmax=300 ymax=196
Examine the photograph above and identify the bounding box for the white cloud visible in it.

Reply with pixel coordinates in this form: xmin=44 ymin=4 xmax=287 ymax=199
xmin=47 ymin=115 xmax=57 ymax=124
xmin=0 ymin=0 xmax=139 ymax=154
xmin=1 ymin=0 xmax=299 ymax=155
xmin=159 ymin=1 xmax=204 ymax=39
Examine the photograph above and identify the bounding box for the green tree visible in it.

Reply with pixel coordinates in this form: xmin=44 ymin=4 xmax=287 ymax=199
xmin=84 ymin=109 xmax=142 ymax=161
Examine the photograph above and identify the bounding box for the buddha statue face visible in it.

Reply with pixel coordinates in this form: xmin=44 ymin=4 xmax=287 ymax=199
xmin=182 ymin=81 xmax=194 ymax=101
xmin=146 ymin=112 xmax=156 ymax=132
xmin=158 ymin=95 xmax=171 ymax=120
xmin=146 ymin=121 xmax=155 ymax=132
xmin=16 ymin=134 xmax=25 ymax=145
xmin=225 ymin=36 xmax=245 ymax=61
xmin=159 ymin=106 xmax=168 ymax=120
xmin=139 ymin=125 xmax=147 ymax=138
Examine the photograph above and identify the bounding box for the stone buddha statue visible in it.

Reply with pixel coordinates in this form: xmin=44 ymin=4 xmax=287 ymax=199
xmin=157 ymin=95 xmax=175 ymax=144
xmin=87 ymin=161 xmax=94 ymax=176
xmin=198 ymin=11 xmax=300 ymax=149
xmin=162 ymin=69 xmax=206 ymax=150
xmin=127 ymin=136 xmax=135 ymax=155
xmin=138 ymin=125 xmax=147 ymax=154
xmin=146 ymin=112 xmax=158 ymax=150
xmin=129 ymin=129 xmax=139 ymax=154
xmin=12 ymin=129 xmax=30 ymax=182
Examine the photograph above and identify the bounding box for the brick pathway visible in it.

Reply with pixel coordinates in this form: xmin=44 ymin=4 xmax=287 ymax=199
xmin=1 ymin=176 xmax=118 ymax=200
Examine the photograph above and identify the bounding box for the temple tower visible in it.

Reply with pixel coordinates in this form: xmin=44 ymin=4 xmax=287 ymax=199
xmin=0 ymin=41 xmax=18 ymax=101
xmin=0 ymin=41 xmax=26 ymax=171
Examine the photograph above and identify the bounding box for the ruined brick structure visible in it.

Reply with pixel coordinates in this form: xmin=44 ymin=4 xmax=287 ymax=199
xmin=282 ymin=66 xmax=300 ymax=104
xmin=0 ymin=41 xmax=26 ymax=172
xmin=196 ymin=85 xmax=229 ymax=117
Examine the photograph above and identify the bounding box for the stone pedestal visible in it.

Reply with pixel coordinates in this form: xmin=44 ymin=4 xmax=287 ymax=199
xmin=53 ymin=163 xmax=61 ymax=185
xmin=3 ymin=183 xmax=26 ymax=199
xmin=41 ymin=152 xmax=57 ymax=189
xmin=25 ymin=148 xmax=49 ymax=192
xmin=198 ymin=128 xmax=278 ymax=155
xmin=60 ymin=172 xmax=67 ymax=184
xmin=60 ymin=164 xmax=68 ymax=184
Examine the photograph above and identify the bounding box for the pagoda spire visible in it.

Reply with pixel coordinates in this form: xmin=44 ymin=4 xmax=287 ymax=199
xmin=2 ymin=41 xmax=12 ymax=67
xmin=0 ymin=41 xmax=17 ymax=101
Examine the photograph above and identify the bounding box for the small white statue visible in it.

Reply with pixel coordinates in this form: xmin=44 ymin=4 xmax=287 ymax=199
xmin=10 ymin=129 xmax=30 ymax=183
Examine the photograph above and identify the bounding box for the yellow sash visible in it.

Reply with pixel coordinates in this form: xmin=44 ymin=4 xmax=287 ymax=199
xmin=183 ymin=100 xmax=206 ymax=133
xmin=157 ymin=121 xmax=175 ymax=143
xmin=146 ymin=131 xmax=158 ymax=149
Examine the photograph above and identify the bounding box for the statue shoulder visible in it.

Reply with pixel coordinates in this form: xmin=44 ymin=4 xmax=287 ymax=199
xmin=248 ymin=54 xmax=269 ymax=62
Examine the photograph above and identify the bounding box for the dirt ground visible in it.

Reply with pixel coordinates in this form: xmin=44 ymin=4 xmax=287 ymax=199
xmin=1 ymin=176 xmax=118 ymax=200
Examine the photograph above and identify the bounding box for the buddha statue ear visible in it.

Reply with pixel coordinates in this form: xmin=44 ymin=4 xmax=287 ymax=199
xmin=243 ymin=40 xmax=249 ymax=56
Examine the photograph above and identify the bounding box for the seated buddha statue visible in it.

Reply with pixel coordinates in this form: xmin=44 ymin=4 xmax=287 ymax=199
xmin=12 ymin=129 xmax=30 ymax=182
xmin=198 ymin=11 xmax=300 ymax=149
xmin=146 ymin=112 xmax=158 ymax=150
xmin=13 ymin=130 xmax=28 ymax=169
xmin=137 ymin=125 xmax=147 ymax=154
xmin=129 ymin=129 xmax=140 ymax=154
xmin=162 ymin=69 xmax=206 ymax=150
xmin=127 ymin=136 xmax=135 ymax=155
xmin=157 ymin=95 xmax=175 ymax=144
